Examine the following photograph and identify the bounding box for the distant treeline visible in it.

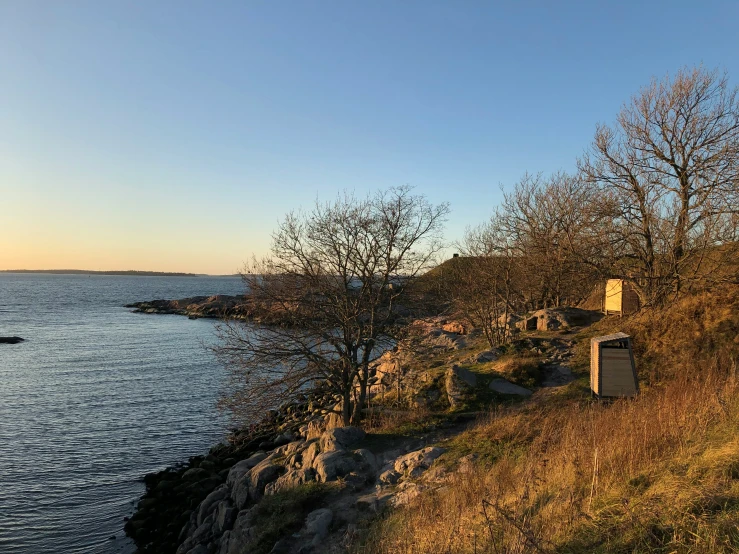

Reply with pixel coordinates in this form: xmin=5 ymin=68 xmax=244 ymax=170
xmin=1 ymin=269 xmax=202 ymax=276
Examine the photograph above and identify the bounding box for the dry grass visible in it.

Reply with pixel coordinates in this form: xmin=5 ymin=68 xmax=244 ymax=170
xmin=358 ymin=286 xmax=739 ymax=553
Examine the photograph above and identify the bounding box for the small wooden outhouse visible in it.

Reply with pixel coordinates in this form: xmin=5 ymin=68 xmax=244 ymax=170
xmin=590 ymin=332 xmax=638 ymax=397
xmin=604 ymin=279 xmax=639 ymax=315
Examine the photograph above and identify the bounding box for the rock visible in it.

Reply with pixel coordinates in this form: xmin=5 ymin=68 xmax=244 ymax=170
xmin=352 ymin=448 xmax=377 ymax=472
xmin=489 ymin=378 xmax=532 ymax=396
xmin=0 ymin=336 xmax=24 ymax=344
xmin=319 ymin=426 xmax=365 ymax=451
xmin=248 ymin=460 xmax=282 ymax=499
xmin=356 ymin=492 xmax=393 ymax=513
xmin=196 ymin=486 xmax=228 ymax=526
xmin=476 ymin=350 xmax=498 ymax=363
xmin=182 ymin=468 xmax=209 ymax=481
xmin=441 ymin=321 xmax=466 ymax=334
xmin=213 ymin=501 xmax=237 ymax=534
xmin=445 ymin=365 xmax=477 ymax=408
xmin=391 ymin=482 xmax=422 ymax=506
xmin=312 ymin=450 xmax=358 ymax=482
xmin=305 ymin=508 xmax=333 ymax=539
xmin=225 ymin=509 xmax=256 ymax=554
xmin=301 ymin=441 xmax=321 ymax=469
xmin=425 ymin=330 xmax=466 ymax=350
xmin=394 ymin=447 xmax=446 ymax=476
xmin=265 ymin=468 xmax=316 ymax=494
xmin=531 ymin=307 xmax=602 ymax=331
xmin=379 ymin=469 xmax=401 ymax=485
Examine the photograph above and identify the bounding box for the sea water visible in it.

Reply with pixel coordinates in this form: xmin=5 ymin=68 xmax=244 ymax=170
xmin=0 ymin=273 xmax=243 ymax=553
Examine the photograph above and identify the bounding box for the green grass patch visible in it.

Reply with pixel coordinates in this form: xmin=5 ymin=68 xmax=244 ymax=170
xmin=244 ymin=482 xmax=331 ymax=554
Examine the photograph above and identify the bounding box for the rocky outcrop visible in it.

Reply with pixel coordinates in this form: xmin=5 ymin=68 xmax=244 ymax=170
xmin=531 ymin=307 xmax=602 ymax=331
xmin=0 ymin=336 xmax=24 ymax=344
xmin=125 ymin=295 xmax=250 ymax=319
xmin=445 ymin=365 xmax=477 ymax=408
xmin=171 ymin=424 xmax=451 ymax=554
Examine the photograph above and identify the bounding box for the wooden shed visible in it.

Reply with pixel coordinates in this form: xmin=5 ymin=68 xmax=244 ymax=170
xmin=604 ymin=279 xmax=639 ymax=315
xmin=590 ymin=332 xmax=638 ymax=397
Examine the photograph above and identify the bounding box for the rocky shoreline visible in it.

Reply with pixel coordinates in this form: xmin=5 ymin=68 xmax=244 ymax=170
xmin=125 ymin=310 xmax=598 ymax=554
xmin=125 ymin=295 xmax=250 ymax=320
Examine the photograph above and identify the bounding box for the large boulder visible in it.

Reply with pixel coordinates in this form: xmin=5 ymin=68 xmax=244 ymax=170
xmin=394 ymin=447 xmax=446 ymax=477
xmin=304 ymin=508 xmax=333 ymax=539
xmin=531 ymin=307 xmax=601 ymax=331
xmin=226 ymin=452 xmax=267 ymax=487
xmin=445 ymin=365 xmax=477 ymax=408
xmin=312 ymin=450 xmax=358 ymax=482
xmin=319 ymin=426 xmax=365 ymax=451
xmin=265 ymin=467 xmax=316 ymax=495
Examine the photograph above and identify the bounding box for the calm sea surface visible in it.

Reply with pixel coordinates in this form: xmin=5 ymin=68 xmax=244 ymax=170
xmin=0 ymin=273 xmax=244 ymax=554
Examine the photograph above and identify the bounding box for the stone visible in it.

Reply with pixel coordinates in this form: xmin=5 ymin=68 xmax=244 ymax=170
xmin=379 ymin=469 xmax=401 ymax=485
xmin=226 ymin=452 xmax=267 ymax=487
xmin=445 ymin=365 xmax=477 ymax=408
xmin=305 ymin=508 xmax=333 ymax=539
xmin=214 ymin=501 xmax=237 ymax=534
xmin=394 ymin=447 xmax=446 ymax=476
xmin=265 ymin=467 xmax=316 ymax=494
xmin=225 ymin=508 xmax=256 ymax=554
xmin=352 ymin=448 xmax=377 ymax=472
xmin=476 ymin=350 xmax=499 ymax=363
xmin=248 ymin=460 xmax=283 ymax=499
xmin=312 ymin=451 xmax=358 ymax=482
xmin=301 ymin=440 xmax=321 ymax=469
xmin=391 ymin=483 xmax=422 ymax=506
xmin=319 ymin=426 xmax=365 ymax=451
xmin=441 ymin=321 xmax=466 ymax=334
xmin=356 ymin=492 xmax=393 ymax=513
xmin=196 ymin=485 xmax=229 ymax=526
xmin=0 ymin=336 xmax=24 ymax=344
xmin=182 ymin=467 xmax=210 ymax=481
xmin=489 ymin=378 xmax=532 ymax=396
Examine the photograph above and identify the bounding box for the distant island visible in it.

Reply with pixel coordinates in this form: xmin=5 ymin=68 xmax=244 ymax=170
xmin=1 ymin=269 xmax=203 ymax=277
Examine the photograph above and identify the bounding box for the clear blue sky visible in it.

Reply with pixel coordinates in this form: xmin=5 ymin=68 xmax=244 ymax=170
xmin=1 ymin=1 xmax=737 ymax=273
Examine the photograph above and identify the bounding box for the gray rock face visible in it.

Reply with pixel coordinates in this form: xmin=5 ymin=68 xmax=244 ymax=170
xmin=489 ymin=378 xmax=532 ymax=396
xmin=378 ymin=469 xmax=401 ymax=485
xmin=352 ymin=448 xmax=377 ymax=472
xmin=312 ymin=450 xmax=358 ymax=482
xmin=248 ymin=460 xmax=282 ymax=500
xmin=197 ymin=486 xmax=229 ymax=526
xmin=301 ymin=441 xmax=321 ymax=469
xmin=265 ymin=468 xmax=316 ymax=495
xmin=445 ymin=365 xmax=477 ymax=408
xmin=319 ymin=426 xmax=365 ymax=451
xmin=304 ymin=508 xmax=333 ymax=539
xmin=394 ymin=447 xmax=446 ymax=477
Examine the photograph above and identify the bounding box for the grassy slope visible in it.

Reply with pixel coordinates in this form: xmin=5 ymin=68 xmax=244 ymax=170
xmin=358 ymin=285 xmax=739 ymax=553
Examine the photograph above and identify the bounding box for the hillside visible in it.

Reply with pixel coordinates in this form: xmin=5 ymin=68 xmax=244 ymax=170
xmin=358 ymin=285 xmax=739 ymax=553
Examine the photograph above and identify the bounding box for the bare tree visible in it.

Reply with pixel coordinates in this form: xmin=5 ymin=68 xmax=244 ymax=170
xmin=580 ymin=66 xmax=739 ymax=304
xmin=447 ymin=218 xmax=520 ymax=348
xmin=495 ymin=172 xmax=608 ymax=309
xmin=215 ymin=187 xmax=449 ymax=426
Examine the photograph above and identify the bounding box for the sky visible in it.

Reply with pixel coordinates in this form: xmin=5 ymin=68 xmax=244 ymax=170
xmin=1 ymin=1 xmax=738 ymax=274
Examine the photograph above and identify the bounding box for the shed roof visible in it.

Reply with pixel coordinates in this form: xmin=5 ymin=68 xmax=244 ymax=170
xmin=592 ymin=332 xmax=630 ymax=344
